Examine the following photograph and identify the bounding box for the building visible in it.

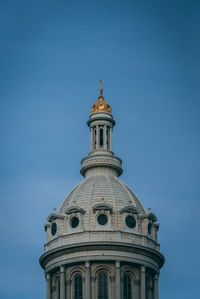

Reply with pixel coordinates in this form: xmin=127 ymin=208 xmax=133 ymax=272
xmin=39 ymin=83 xmax=165 ymax=299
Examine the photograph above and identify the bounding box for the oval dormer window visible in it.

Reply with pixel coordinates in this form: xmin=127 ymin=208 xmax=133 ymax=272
xmin=51 ymin=222 xmax=57 ymax=235
xmin=148 ymin=223 xmax=152 ymax=234
xmin=125 ymin=215 xmax=136 ymax=228
xmin=70 ymin=216 xmax=79 ymax=228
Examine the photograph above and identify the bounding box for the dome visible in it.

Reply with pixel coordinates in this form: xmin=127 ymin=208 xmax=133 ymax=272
xmin=40 ymin=84 xmax=164 ymax=299
xmin=58 ymin=175 xmax=145 ymax=220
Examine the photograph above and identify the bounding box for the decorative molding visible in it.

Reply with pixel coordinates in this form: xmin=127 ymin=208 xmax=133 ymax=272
xmin=44 ymin=223 xmax=50 ymax=231
xmin=64 ymin=206 xmax=86 ymax=215
xmin=40 ymin=242 xmax=165 ymax=270
xmin=93 ymin=203 xmax=113 ymax=214
xmin=120 ymin=206 xmax=139 ymax=214
xmin=47 ymin=213 xmax=64 ymax=222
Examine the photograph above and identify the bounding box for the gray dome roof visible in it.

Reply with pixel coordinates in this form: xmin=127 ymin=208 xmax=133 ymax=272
xmin=58 ymin=174 xmax=145 ymax=216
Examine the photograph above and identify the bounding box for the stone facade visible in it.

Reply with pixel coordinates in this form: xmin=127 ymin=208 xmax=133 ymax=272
xmin=40 ymin=87 xmax=164 ymax=299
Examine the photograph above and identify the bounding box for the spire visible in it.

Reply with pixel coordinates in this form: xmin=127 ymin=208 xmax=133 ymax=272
xmin=99 ymin=79 xmax=103 ymax=97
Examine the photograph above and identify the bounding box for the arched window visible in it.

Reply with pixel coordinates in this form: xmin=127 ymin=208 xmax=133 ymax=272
xmin=74 ymin=275 xmax=83 ymax=299
xmin=100 ymin=128 xmax=103 ymax=148
xmin=123 ymin=273 xmax=131 ymax=299
xmin=98 ymin=271 xmax=108 ymax=299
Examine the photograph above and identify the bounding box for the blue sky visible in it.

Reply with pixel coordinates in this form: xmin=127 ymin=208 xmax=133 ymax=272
xmin=0 ymin=0 xmax=200 ymax=298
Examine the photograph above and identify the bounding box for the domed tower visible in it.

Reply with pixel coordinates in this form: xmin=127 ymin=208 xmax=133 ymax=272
xmin=40 ymin=82 xmax=164 ymax=299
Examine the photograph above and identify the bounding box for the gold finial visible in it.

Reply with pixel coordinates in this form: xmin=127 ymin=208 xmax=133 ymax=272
xmin=90 ymin=80 xmax=112 ymax=114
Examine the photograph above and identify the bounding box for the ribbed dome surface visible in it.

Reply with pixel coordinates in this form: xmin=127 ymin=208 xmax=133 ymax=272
xmin=58 ymin=175 xmax=145 ymax=216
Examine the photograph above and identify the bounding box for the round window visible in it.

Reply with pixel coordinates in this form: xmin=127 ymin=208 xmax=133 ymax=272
xmin=70 ymin=216 xmax=79 ymax=228
xmin=97 ymin=214 xmax=108 ymax=225
xmin=125 ymin=215 xmax=136 ymax=228
xmin=51 ymin=222 xmax=57 ymax=235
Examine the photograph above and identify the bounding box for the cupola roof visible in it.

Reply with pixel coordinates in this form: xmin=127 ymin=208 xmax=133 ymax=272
xmin=91 ymin=80 xmax=112 ymax=114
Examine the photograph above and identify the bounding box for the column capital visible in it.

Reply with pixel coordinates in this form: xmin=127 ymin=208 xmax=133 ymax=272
xmin=46 ymin=273 xmax=51 ymax=280
xmin=141 ymin=265 xmax=145 ymax=273
xmin=154 ymin=273 xmax=159 ymax=280
xmin=85 ymin=261 xmax=90 ymax=268
xmin=115 ymin=261 xmax=120 ymax=268
xmin=60 ymin=265 xmax=65 ymax=273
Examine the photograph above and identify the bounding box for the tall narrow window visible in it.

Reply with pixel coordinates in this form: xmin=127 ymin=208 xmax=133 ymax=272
xmin=74 ymin=275 xmax=83 ymax=299
xmin=56 ymin=278 xmax=60 ymax=299
xmin=100 ymin=128 xmax=103 ymax=148
xmin=94 ymin=129 xmax=97 ymax=149
xmin=98 ymin=271 xmax=108 ymax=299
xmin=123 ymin=274 xmax=131 ymax=299
xmin=106 ymin=129 xmax=109 ymax=149
xmin=146 ymin=276 xmax=150 ymax=299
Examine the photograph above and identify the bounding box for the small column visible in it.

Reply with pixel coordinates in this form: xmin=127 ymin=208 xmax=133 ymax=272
xmin=109 ymin=127 xmax=112 ymax=151
xmin=140 ymin=266 xmax=146 ymax=299
xmin=66 ymin=279 xmax=70 ymax=299
xmin=60 ymin=266 xmax=65 ymax=299
xmin=46 ymin=273 xmax=51 ymax=299
xmin=90 ymin=127 xmax=94 ymax=151
xmin=115 ymin=261 xmax=121 ymax=299
xmin=96 ymin=125 xmax=99 ymax=149
xmin=85 ymin=262 xmax=91 ymax=299
xmin=134 ymin=280 xmax=140 ymax=299
xmin=154 ymin=273 xmax=159 ymax=299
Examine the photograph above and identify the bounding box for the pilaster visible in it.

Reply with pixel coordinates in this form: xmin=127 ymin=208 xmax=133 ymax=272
xmin=85 ymin=262 xmax=91 ymax=299
xmin=154 ymin=273 xmax=159 ymax=299
xmin=109 ymin=127 xmax=112 ymax=151
xmin=46 ymin=273 xmax=51 ymax=299
xmin=115 ymin=261 xmax=121 ymax=299
xmin=90 ymin=127 xmax=94 ymax=151
xmin=134 ymin=279 xmax=140 ymax=299
xmin=60 ymin=266 xmax=65 ymax=299
xmin=140 ymin=266 xmax=146 ymax=299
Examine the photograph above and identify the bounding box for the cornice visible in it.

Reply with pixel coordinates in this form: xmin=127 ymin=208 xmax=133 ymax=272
xmin=39 ymin=241 xmax=165 ymax=270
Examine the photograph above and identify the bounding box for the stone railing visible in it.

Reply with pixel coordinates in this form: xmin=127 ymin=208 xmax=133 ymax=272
xmin=44 ymin=230 xmax=159 ymax=252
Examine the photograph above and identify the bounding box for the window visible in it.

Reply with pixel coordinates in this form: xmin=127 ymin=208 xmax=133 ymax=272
xmin=74 ymin=275 xmax=83 ymax=299
xmin=106 ymin=129 xmax=109 ymax=149
xmin=56 ymin=278 xmax=60 ymax=299
xmin=98 ymin=271 xmax=108 ymax=299
xmin=95 ymin=129 xmax=97 ymax=149
xmin=97 ymin=214 xmax=108 ymax=225
xmin=148 ymin=223 xmax=152 ymax=234
xmin=125 ymin=215 xmax=136 ymax=228
xmin=123 ymin=274 xmax=131 ymax=299
xmin=100 ymin=128 xmax=103 ymax=148
xmin=70 ymin=216 xmax=79 ymax=228
xmin=51 ymin=222 xmax=57 ymax=235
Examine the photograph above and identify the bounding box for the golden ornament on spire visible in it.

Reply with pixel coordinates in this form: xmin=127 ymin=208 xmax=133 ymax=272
xmin=91 ymin=80 xmax=112 ymax=114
